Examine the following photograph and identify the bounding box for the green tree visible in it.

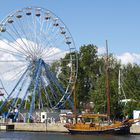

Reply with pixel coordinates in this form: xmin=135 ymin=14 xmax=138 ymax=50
xmin=76 ymin=44 xmax=99 ymax=110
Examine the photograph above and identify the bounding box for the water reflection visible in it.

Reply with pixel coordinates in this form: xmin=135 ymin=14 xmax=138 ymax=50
xmin=0 ymin=132 xmax=139 ymax=140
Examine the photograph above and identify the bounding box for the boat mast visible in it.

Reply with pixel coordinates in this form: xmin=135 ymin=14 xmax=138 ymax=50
xmin=118 ymin=68 xmax=121 ymax=95
xmin=105 ymin=40 xmax=111 ymax=122
xmin=118 ymin=68 xmax=127 ymax=101
xmin=73 ymin=75 xmax=77 ymax=123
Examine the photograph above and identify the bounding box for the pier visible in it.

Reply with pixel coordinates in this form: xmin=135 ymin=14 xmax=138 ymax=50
xmin=13 ymin=122 xmax=68 ymax=132
xmin=0 ymin=121 xmax=68 ymax=132
xmin=0 ymin=123 xmax=14 ymax=131
xmin=130 ymin=124 xmax=140 ymax=134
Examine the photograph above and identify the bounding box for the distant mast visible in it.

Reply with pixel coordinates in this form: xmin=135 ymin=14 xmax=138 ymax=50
xmin=105 ymin=40 xmax=111 ymax=122
xmin=73 ymin=80 xmax=77 ymax=122
xmin=118 ymin=68 xmax=121 ymax=95
xmin=73 ymin=71 xmax=77 ymax=123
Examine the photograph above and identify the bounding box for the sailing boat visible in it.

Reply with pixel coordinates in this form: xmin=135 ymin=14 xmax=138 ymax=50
xmin=64 ymin=40 xmax=140 ymax=134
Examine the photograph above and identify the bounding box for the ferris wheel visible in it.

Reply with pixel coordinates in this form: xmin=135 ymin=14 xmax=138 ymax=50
xmin=0 ymin=7 xmax=78 ymax=120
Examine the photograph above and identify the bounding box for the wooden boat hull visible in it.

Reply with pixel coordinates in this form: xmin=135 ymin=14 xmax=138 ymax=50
xmin=68 ymin=125 xmax=130 ymax=135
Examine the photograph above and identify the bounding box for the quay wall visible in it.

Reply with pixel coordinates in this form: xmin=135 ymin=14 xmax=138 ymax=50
xmin=13 ymin=122 xmax=68 ymax=132
xmin=130 ymin=124 xmax=140 ymax=134
xmin=14 ymin=123 xmax=46 ymax=131
xmin=47 ymin=123 xmax=68 ymax=132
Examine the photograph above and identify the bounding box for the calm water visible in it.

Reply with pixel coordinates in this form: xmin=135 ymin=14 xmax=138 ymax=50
xmin=0 ymin=132 xmax=140 ymax=140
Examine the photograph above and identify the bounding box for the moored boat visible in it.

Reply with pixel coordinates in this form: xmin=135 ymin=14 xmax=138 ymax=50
xmin=67 ymin=124 xmax=130 ymax=135
xmin=65 ymin=115 xmax=140 ymax=135
xmin=64 ymin=113 xmax=134 ymax=135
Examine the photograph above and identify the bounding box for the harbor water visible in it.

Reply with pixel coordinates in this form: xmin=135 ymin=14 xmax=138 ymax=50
xmin=0 ymin=132 xmax=140 ymax=140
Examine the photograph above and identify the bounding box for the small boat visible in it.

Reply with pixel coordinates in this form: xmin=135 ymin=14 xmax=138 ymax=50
xmin=64 ymin=41 xmax=140 ymax=135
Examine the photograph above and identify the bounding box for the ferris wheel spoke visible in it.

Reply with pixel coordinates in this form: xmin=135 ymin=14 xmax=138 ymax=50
xmin=44 ymin=17 xmax=51 ymax=31
xmin=45 ymin=18 xmax=53 ymax=36
xmin=35 ymin=15 xmax=44 ymax=53
xmin=42 ymin=70 xmax=59 ymax=100
xmin=41 ymin=47 xmax=57 ymax=58
xmin=53 ymin=37 xmax=66 ymax=49
xmin=0 ymin=60 xmax=26 ymax=62
xmin=0 ymin=79 xmax=8 ymax=97
xmin=4 ymin=31 xmax=30 ymax=57
xmin=21 ymin=14 xmax=34 ymax=38
xmin=30 ymin=16 xmax=40 ymax=55
xmin=42 ymin=87 xmax=53 ymax=108
xmin=10 ymin=23 xmax=33 ymax=56
xmin=40 ymin=77 xmax=53 ymax=108
xmin=0 ymin=65 xmax=30 ymax=111
xmin=0 ymin=64 xmax=27 ymax=76
xmin=43 ymin=63 xmax=66 ymax=96
xmin=31 ymin=12 xmax=39 ymax=55
xmin=45 ymin=23 xmax=61 ymax=44
xmin=39 ymin=86 xmax=44 ymax=109
xmin=49 ymin=34 xmax=63 ymax=49
xmin=26 ymin=12 xmax=38 ymax=55
xmin=37 ymin=18 xmax=65 ymax=54
xmin=6 ymin=74 xmax=28 ymax=118
xmin=35 ymin=36 xmax=52 ymax=56
xmin=5 ymin=66 xmax=27 ymax=81
xmin=50 ymin=36 xmax=67 ymax=50
xmin=0 ymin=35 xmax=29 ymax=58
xmin=45 ymin=48 xmax=68 ymax=58
xmin=40 ymin=42 xmax=64 ymax=58
xmin=13 ymin=17 xmax=35 ymax=57
xmin=41 ymin=74 xmax=58 ymax=100
xmin=43 ymin=58 xmax=73 ymax=64
xmin=23 ymin=18 xmax=39 ymax=59
xmin=39 ymin=15 xmax=46 ymax=42
xmin=40 ymin=38 xmax=66 ymax=58
xmin=14 ymin=77 xmax=32 ymax=119
xmin=0 ymin=48 xmax=26 ymax=59
xmin=40 ymin=33 xmax=60 ymax=54
xmin=6 ymin=26 xmax=29 ymax=53
xmin=42 ymin=25 xmax=60 ymax=50
xmin=43 ymin=26 xmax=59 ymax=45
